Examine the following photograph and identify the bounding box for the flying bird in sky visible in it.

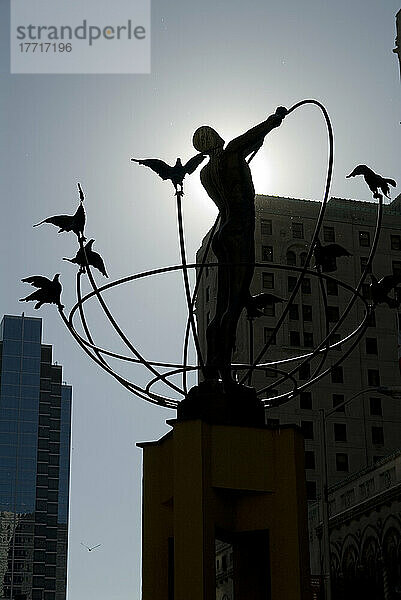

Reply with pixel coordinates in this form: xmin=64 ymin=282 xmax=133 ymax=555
xmin=63 ymin=239 xmax=108 ymax=277
xmin=20 ymin=274 xmax=63 ymax=310
xmin=33 ymin=182 xmax=86 ymax=239
xmin=313 ymin=238 xmax=352 ymax=273
xmin=346 ymin=165 xmax=397 ymax=200
xmin=131 ymin=153 xmax=206 ymax=194
xmin=370 ymin=273 xmax=401 ymax=308
xmin=81 ymin=542 xmax=102 ymax=552
xmin=246 ymin=292 xmax=286 ymax=319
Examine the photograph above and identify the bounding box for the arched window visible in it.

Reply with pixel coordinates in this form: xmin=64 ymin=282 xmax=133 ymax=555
xmin=286 ymin=250 xmax=296 ymax=266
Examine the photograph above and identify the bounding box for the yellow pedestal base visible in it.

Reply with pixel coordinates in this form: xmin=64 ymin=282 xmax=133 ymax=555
xmin=138 ymin=419 xmax=311 ymax=600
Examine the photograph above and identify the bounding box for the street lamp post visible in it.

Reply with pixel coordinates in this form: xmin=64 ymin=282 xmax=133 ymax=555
xmin=319 ymin=386 xmax=401 ymax=600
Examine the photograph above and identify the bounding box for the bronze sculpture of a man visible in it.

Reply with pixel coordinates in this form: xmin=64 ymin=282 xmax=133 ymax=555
xmin=193 ymin=106 xmax=287 ymax=392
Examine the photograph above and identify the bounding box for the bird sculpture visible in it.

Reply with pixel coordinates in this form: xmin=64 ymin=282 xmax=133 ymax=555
xmin=33 ymin=182 xmax=86 ymax=239
xmin=346 ymin=165 xmax=397 ymax=200
xmin=81 ymin=542 xmax=101 ymax=552
xmin=245 ymin=292 xmax=286 ymax=319
xmin=313 ymin=238 xmax=352 ymax=273
xmin=131 ymin=153 xmax=206 ymax=194
xmin=370 ymin=273 xmax=401 ymax=308
xmin=20 ymin=274 xmax=63 ymax=310
xmin=63 ymin=239 xmax=108 ymax=277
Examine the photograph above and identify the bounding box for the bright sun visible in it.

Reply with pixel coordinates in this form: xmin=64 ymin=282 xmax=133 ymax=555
xmin=250 ymin=150 xmax=273 ymax=195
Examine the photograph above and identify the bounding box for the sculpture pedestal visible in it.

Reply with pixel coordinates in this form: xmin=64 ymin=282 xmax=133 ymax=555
xmin=138 ymin=416 xmax=311 ymax=600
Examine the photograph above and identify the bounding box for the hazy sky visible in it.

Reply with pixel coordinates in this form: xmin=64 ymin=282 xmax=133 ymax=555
xmin=0 ymin=1 xmax=400 ymax=598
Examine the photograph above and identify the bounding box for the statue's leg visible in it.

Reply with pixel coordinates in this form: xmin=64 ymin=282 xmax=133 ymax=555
xmin=218 ymin=237 xmax=255 ymax=390
xmin=204 ymin=240 xmax=229 ymax=380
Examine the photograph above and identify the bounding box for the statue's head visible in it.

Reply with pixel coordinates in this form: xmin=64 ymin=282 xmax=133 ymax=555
xmin=193 ymin=126 xmax=224 ymax=154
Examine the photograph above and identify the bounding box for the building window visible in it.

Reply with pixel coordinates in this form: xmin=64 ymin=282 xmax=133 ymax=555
xmin=301 ymin=420 xmax=314 ymax=440
xmin=261 ymin=219 xmax=272 ymax=235
xmin=372 ymin=426 xmax=384 ymax=445
xmin=360 ymin=257 xmax=368 ymax=273
xmin=298 ymin=363 xmax=310 ymax=380
xmin=288 ymin=276 xmax=297 ymax=292
xmin=327 ymin=306 xmax=340 ymax=322
xmin=206 ymin=287 xmax=210 ymax=302
xmin=262 ymin=272 xmax=274 ymax=289
xmin=359 ymin=231 xmax=370 ymax=247
xmin=333 ymin=394 xmax=345 ymax=412
xmin=336 ymin=453 xmax=349 ymax=472
xmin=304 ymin=332 xmax=314 ymax=348
xmin=262 ymin=246 xmax=273 ymax=261
xmin=334 ymin=423 xmax=347 ymax=442
xmin=286 ymin=250 xmax=296 ymax=266
xmin=391 ymin=234 xmax=401 ymax=250
xmin=300 ymin=252 xmax=307 ymax=266
xmin=305 ymin=451 xmax=315 ymax=470
xmin=292 ymin=222 xmax=304 ymax=239
xmin=265 ymin=368 xmax=277 ymax=378
xmin=302 ymin=305 xmax=312 ymax=321
xmin=370 ymin=397 xmax=382 ymax=416
xmin=365 ymin=337 xmax=378 ymax=354
xmin=300 ymin=391 xmax=312 ymax=409
xmin=326 ymin=279 xmax=338 ymax=296
xmin=264 ymin=327 xmax=276 ymax=345
xmin=306 ymin=481 xmax=317 ymax=501
xmin=290 ymin=331 xmax=301 ymax=346
xmin=367 ymin=369 xmax=380 ymax=386
xmin=392 ymin=261 xmax=401 ymax=276
xmin=323 ymin=226 xmax=335 ymax=242
xmin=331 ymin=366 xmax=343 ymax=384
xmin=289 ymin=304 xmax=299 ymax=320
xmin=301 ymin=278 xmax=311 ymax=294
xmin=263 ymin=301 xmax=275 ymax=317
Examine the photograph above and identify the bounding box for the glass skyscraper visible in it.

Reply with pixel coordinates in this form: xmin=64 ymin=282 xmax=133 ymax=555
xmin=0 ymin=315 xmax=72 ymax=600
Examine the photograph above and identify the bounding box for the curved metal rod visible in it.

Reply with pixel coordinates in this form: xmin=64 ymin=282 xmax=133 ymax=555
xmin=266 ymin=308 xmax=371 ymax=407
xmin=240 ymin=98 xmax=334 ymax=384
xmin=176 ymin=191 xmax=205 ymax=390
xmin=145 ymin=361 xmax=300 ymax=400
xmin=74 ymin=238 xmax=185 ymax=396
xmin=311 ymin=268 xmax=331 ymax=379
xmin=256 ymin=188 xmax=383 ymax=398
xmin=59 ymin=307 xmax=179 ymax=408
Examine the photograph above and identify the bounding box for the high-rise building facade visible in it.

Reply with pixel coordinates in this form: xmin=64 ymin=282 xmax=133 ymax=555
xmin=0 ymin=315 xmax=72 ymax=600
xmin=196 ymin=194 xmax=401 ymax=501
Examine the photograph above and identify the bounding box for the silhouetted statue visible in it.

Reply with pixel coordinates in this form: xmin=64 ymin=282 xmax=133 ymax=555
xmin=20 ymin=274 xmax=63 ymax=309
xmin=63 ymin=239 xmax=108 ymax=277
xmin=346 ymin=165 xmax=396 ymax=200
xmin=370 ymin=273 xmax=401 ymax=308
xmin=313 ymin=238 xmax=351 ymax=273
xmin=193 ymin=106 xmax=287 ymax=391
xmin=131 ymin=154 xmax=206 ymax=195
xmin=33 ymin=182 xmax=86 ymax=239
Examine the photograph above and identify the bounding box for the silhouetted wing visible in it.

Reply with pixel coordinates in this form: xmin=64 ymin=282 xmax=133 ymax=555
xmin=385 ymin=178 xmax=397 ymax=188
xmin=78 ymin=183 xmax=85 ymax=202
xmin=132 ymin=158 xmax=172 ymax=180
xmin=22 ymin=275 xmax=52 ymax=288
xmin=183 ymin=153 xmax=206 ymax=175
xmin=326 ymin=244 xmax=351 ymax=257
xmin=90 ymin=544 xmax=101 ymax=551
xmin=378 ymin=274 xmax=401 ymax=293
xmin=33 ymin=214 xmax=72 ymax=229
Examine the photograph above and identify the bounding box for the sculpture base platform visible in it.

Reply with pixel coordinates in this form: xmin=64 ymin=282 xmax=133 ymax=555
xmin=138 ymin=416 xmax=311 ymax=600
xmin=178 ymin=381 xmax=265 ymax=426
